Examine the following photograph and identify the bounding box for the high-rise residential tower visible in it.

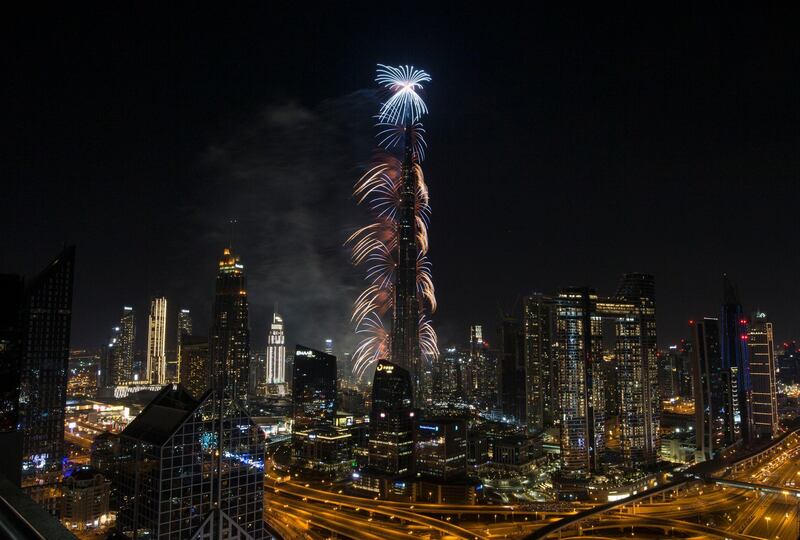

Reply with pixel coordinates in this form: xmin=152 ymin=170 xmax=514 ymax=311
xmin=175 ymin=308 xmax=192 ymax=382
xmin=469 ymin=324 xmax=496 ymax=409
xmin=747 ymin=312 xmax=778 ymax=439
xmin=555 ymin=287 xmax=605 ymax=475
xmin=210 ymin=247 xmax=250 ymax=401
xmin=266 ymin=312 xmax=286 ymax=385
xmin=146 ymin=296 xmax=167 ymax=385
xmin=523 ymin=294 xmax=554 ymax=432
xmin=18 ymin=246 xmax=75 ymax=504
xmin=720 ymin=275 xmax=752 ymax=444
xmin=611 ymin=273 xmax=660 ymax=467
xmin=116 ymin=306 xmax=135 ymax=384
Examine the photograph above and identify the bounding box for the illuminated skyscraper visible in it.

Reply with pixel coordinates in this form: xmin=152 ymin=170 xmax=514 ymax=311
xmin=266 ymin=312 xmax=286 ymax=385
xmin=747 ymin=312 xmax=778 ymax=439
xmin=555 ymin=287 xmax=604 ymax=475
xmin=369 ymin=359 xmax=414 ymax=476
xmin=175 ymin=308 xmax=192 ymax=382
xmin=210 ymin=247 xmax=250 ymax=401
xmin=720 ymin=275 xmax=752 ymax=444
xmin=292 ymin=345 xmax=337 ymax=432
xmin=612 ymin=273 xmax=660 ymax=467
xmin=469 ymin=324 xmax=496 ymax=408
xmin=146 ymin=296 xmax=167 ymax=385
xmin=179 ymin=335 xmax=210 ymax=399
xmin=101 ymin=306 xmax=136 ymax=388
xmin=523 ymin=293 xmax=554 ymax=432
xmin=100 ymin=325 xmax=122 ymax=388
xmin=349 ymin=66 xmax=436 ymax=403
xmin=432 ymin=347 xmax=466 ymax=404
xmin=291 ymin=345 xmax=351 ymax=475
xmin=390 ymin=137 xmax=424 ymax=400
xmin=17 ymin=246 xmax=75 ymax=506
xmin=116 ymin=307 xmax=135 ymax=384
xmin=553 ymin=276 xmax=660 ymax=473
xmin=324 ymin=338 xmax=333 ymax=356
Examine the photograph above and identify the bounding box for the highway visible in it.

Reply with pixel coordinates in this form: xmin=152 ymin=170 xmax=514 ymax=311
xmin=264 ymin=430 xmax=800 ymax=539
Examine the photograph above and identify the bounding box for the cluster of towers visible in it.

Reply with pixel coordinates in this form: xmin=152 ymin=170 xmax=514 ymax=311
xmin=691 ymin=275 xmax=779 ymax=461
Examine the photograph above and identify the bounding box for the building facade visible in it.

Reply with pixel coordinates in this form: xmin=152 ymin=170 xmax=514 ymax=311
xmin=18 ymin=246 xmax=75 ymax=501
xmin=555 ymin=287 xmax=604 ymax=475
xmin=369 ymin=360 xmax=415 ymax=477
xmin=523 ymin=293 xmax=554 ymax=432
xmin=116 ymin=306 xmax=135 ymax=385
xmin=691 ymin=317 xmax=726 ymax=461
xmin=415 ymin=417 xmax=467 ymax=481
xmin=175 ymin=308 xmax=192 ymax=382
xmin=719 ymin=275 xmax=752 ymax=444
xmin=146 ymin=296 xmax=167 ymax=385
xmin=179 ymin=335 xmax=210 ymax=399
xmin=611 ymin=273 xmax=660 ymax=467
xmin=747 ymin=312 xmax=778 ymax=439
xmin=266 ymin=312 xmax=286 ymax=385
xmin=499 ymin=316 xmax=526 ymax=425
xmin=210 ymin=248 xmax=251 ymax=401
xmin=117 ymin=384 xmax=265 ymax=539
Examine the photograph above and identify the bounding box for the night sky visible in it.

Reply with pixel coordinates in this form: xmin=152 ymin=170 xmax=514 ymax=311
xmin=3 ymin=5 xmax=799 ymax=354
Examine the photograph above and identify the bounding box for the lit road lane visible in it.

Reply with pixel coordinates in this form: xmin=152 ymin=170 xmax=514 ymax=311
xmin=271 ymin=479 xmax=573 ymax=519
xmin=284 ymin=504 xmax=408 ymax=540
xmin=267 ymin=495 xmax=408 ymax=540
xmin=267 ymin=490 xmax=482 ymax=539
xmin=569 ymin=515 xmax=763 ymax=540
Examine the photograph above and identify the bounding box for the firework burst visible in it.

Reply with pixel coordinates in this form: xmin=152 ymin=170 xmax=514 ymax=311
xmin=348 ymin=65 xmax=437 ymax=380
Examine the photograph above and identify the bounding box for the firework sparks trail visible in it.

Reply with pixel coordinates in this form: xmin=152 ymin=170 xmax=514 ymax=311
xmin=347 ymin=65 xmax=437 ymax=380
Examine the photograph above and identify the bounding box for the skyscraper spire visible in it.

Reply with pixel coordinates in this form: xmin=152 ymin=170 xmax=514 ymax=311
xmin=348 ymin=65 xmax=437 ymax=401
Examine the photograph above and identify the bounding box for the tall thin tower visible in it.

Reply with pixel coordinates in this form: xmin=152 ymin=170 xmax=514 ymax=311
xmin=147 ymin=296 xmax=167 ymax=384
xmin=390 ymin=131 xmax=422 ymax=392
xmin=349 ymin=65 xmax=437 ymax=402
xmin=266 ymin=312 xmax=286 ymax=385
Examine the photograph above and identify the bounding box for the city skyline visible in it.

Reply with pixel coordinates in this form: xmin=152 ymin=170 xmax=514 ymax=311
xmin=4 ymin=6 xmax=799 ymax=353
xmin=3 ymin=6 xmax=800 ymax=540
